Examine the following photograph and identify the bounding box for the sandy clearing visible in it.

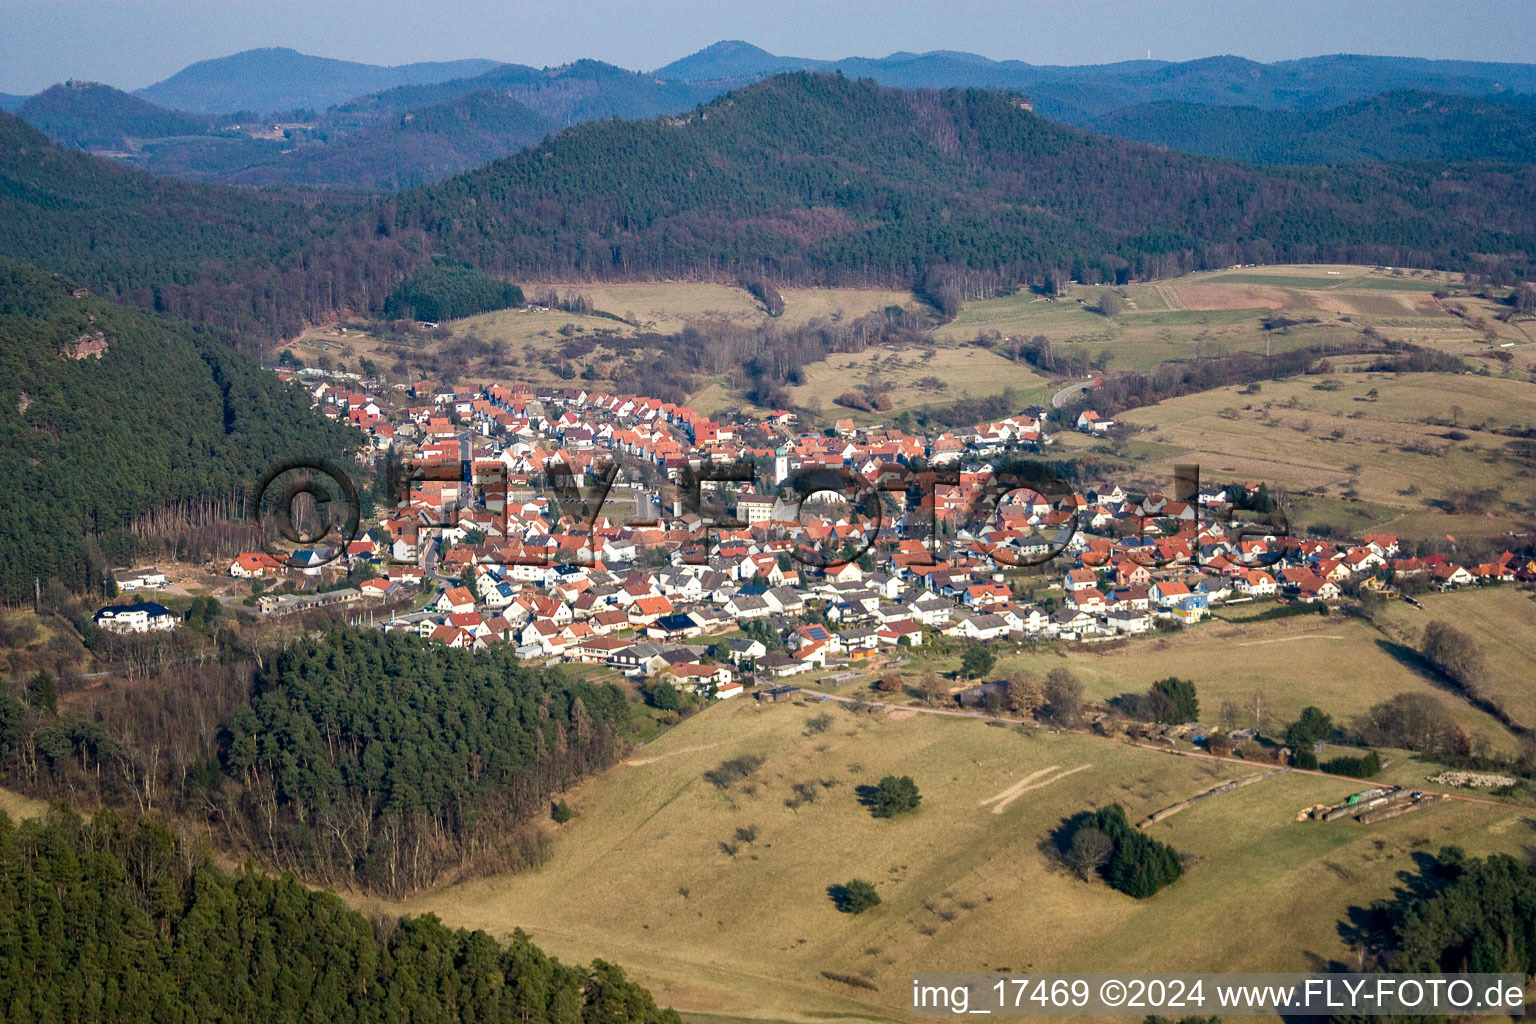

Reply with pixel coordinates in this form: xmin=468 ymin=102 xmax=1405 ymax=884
xmin=978 ymin=764 xmax=1096 ymax=814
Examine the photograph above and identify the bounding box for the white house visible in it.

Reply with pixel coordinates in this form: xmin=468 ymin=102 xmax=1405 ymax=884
xmin=1233 ymin=570 xmax=1277 ymax=597
xmin=94 ymin=601 xmax=177 ymax=634
xmin=115 ymin=568 xmax=168 ymax=592
xmin=1076 ymin=410 xmax=1114 ymax=433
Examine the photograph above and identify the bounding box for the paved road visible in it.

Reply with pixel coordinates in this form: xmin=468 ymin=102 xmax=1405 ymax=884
xmin=1050 ymin=379 xmax=1097 ymax=409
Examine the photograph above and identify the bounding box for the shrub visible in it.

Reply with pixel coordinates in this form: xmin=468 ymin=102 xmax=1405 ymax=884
xmin=961 ymin=645 xmax=996 ymax=679
xmin=1149 ymin=677 xmax=1199 ymax=724
xmin=551 ymin=799 xmax=573 ymax=823
xmin=830 ymin=879 xmax=881 ymax=913
xmin=867 ymin=775 xmax=921 ymax=818
xmin=1090 ymin=804 xmax=1183 ymax=898
xmin=1322 ymin=750 xmax=1382 ymax=778
xmin=704 ymin=754 xmax=766 ymax=789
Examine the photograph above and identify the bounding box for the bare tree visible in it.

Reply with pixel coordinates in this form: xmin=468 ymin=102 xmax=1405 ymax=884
xmin=1066 ymin=826 xmax=1113 ymax=880
xmin=1245 ymin=689 xmax=1271 ymax=734
xmin=1219 ymin=700 xmax=1241 ymax=732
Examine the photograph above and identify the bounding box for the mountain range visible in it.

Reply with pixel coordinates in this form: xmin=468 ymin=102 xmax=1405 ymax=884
xmin=1094 ymin=90 xmax=1536 ymax=164
xmin=652 ymin=43 xmax=1536 ymax=120
xmin=6 ymin=43 xmax=1535 ymax=190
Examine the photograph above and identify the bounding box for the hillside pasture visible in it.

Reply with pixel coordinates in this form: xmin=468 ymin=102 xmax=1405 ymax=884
xmin=937 ymin=265 xmax=1530 ymax=377
xmin=996 ymin=610 xmax=1520 ymax=756
xmin=391 ymin=699 xmax=1533 ymax=1022
xmin=529 ymin=282 xmax=920 ymax=334
xmin=1106 ymin=370 xmax=1536 ymax=539
xmin=1370 ymin=586 xmax=1536 ymax=731
xmin=785 ymin=345 xmax=1053 ymax=419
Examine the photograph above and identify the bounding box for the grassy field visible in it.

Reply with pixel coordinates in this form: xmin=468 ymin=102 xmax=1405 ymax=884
xmin=879 ymin=609 xmax=1523 ymax=759
xmin=290 ymin=283 xmax=925 ymax=400
xmin=785 ymin=345 xmax=1054 ymax=420
xmin=936 ymin=265 xmax=1533 ymax=376
xmin=382 ymin=699 xmax=1533 ymax=1022
xmin=290 ymin=305 xmax=636 ymax=390
xmin=1371 ymin=586 xmax=1536 ymax=731
xmin=1096 ymin=369 xmax=1536 ymax=540
xmin=526 ymin=282 xmax=918 ymax=334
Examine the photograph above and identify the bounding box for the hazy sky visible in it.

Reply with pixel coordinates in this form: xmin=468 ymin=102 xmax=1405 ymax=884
xmin=4 ymin=0 xmax=1536 ymax=95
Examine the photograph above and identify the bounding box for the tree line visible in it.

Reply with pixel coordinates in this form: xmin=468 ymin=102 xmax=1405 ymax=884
xmin=0 ymin=629 xmax=634 ymax=896
xmin=0 ymin=807 xmax=678 ymax=1024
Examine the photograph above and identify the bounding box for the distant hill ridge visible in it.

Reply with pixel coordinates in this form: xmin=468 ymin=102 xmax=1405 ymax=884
xmin=18 ymin=81 xmax=212 ymax=150
xmin=652 ymin=45 xmax=1536 ymax=124
xmin=1094 ymin=89 xmax=1536 ymax=164
xmin=134 ymin=46 xmax=501 ymax=114
xmin=8 ymin=43 xmax=1536 ymax=188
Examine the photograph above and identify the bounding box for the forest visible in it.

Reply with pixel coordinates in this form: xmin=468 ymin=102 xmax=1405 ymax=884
xmin=7 ymin=72 xmax=1536 ymax=351
xmin=0 ymin=807 xmax=679 ymax=1024
xmin=0 ymin=258 xmax=361 ymax=602
xmin=1093 ymin=90 xmax=1536 ymax=166
xmin=0 ymin=629 xmax=633 ymax=896
xmin=1348 ymin=847 xmax=1536 ymax=976
xmin=384 ymin=261 xmax=526 ymax=322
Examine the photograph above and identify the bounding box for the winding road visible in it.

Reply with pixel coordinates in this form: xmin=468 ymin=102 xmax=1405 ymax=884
xmin=1051 ymin=379 xmax=1098 ymax=409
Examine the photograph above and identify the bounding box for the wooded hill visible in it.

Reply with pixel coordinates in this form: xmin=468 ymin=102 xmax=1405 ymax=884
xmin=16 ymin=80 xmax=214 ymax=151
xmin=397 ymin=72 xmax=1536 ymax=285
xmin=1 ymin=629 xmax=631 ymax=895
xmin=135 ymin=46 xmax=502 ymax=114
xmin=0 ymin=807 xmax=679 ymax=1024
xmin=0 ymin=111 xmax=421 ymax=340
xmin=6 ymin=72 xmax=1536 ymax=346
xmin=0 ymin=258 xmax=360 ymax=601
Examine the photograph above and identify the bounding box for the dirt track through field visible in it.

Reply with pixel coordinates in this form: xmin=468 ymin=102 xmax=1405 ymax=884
xmin=622 ymin=742 xmax=726 ymax=767
xmin=1154 ymin=283 xmax=1185 ymax=311
xmin=1237 ymin=634 xmax=1346 ymax=646
xmin=980 ymin=764 xmax=1093 ymax=814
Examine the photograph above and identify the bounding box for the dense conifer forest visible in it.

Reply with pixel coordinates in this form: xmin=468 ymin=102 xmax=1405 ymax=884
xmin=0 ymin=807 xmax=678 ymax=1024
xmin=0 ymin=259 xmax=361 ymax=602
xmin=222 ymin=630 xmax=630 ymax=893
xmin=397 ymin=74 xmax=1536 ymax=286
xmin=1347 ymin=847 xmax=1536 ymax=976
